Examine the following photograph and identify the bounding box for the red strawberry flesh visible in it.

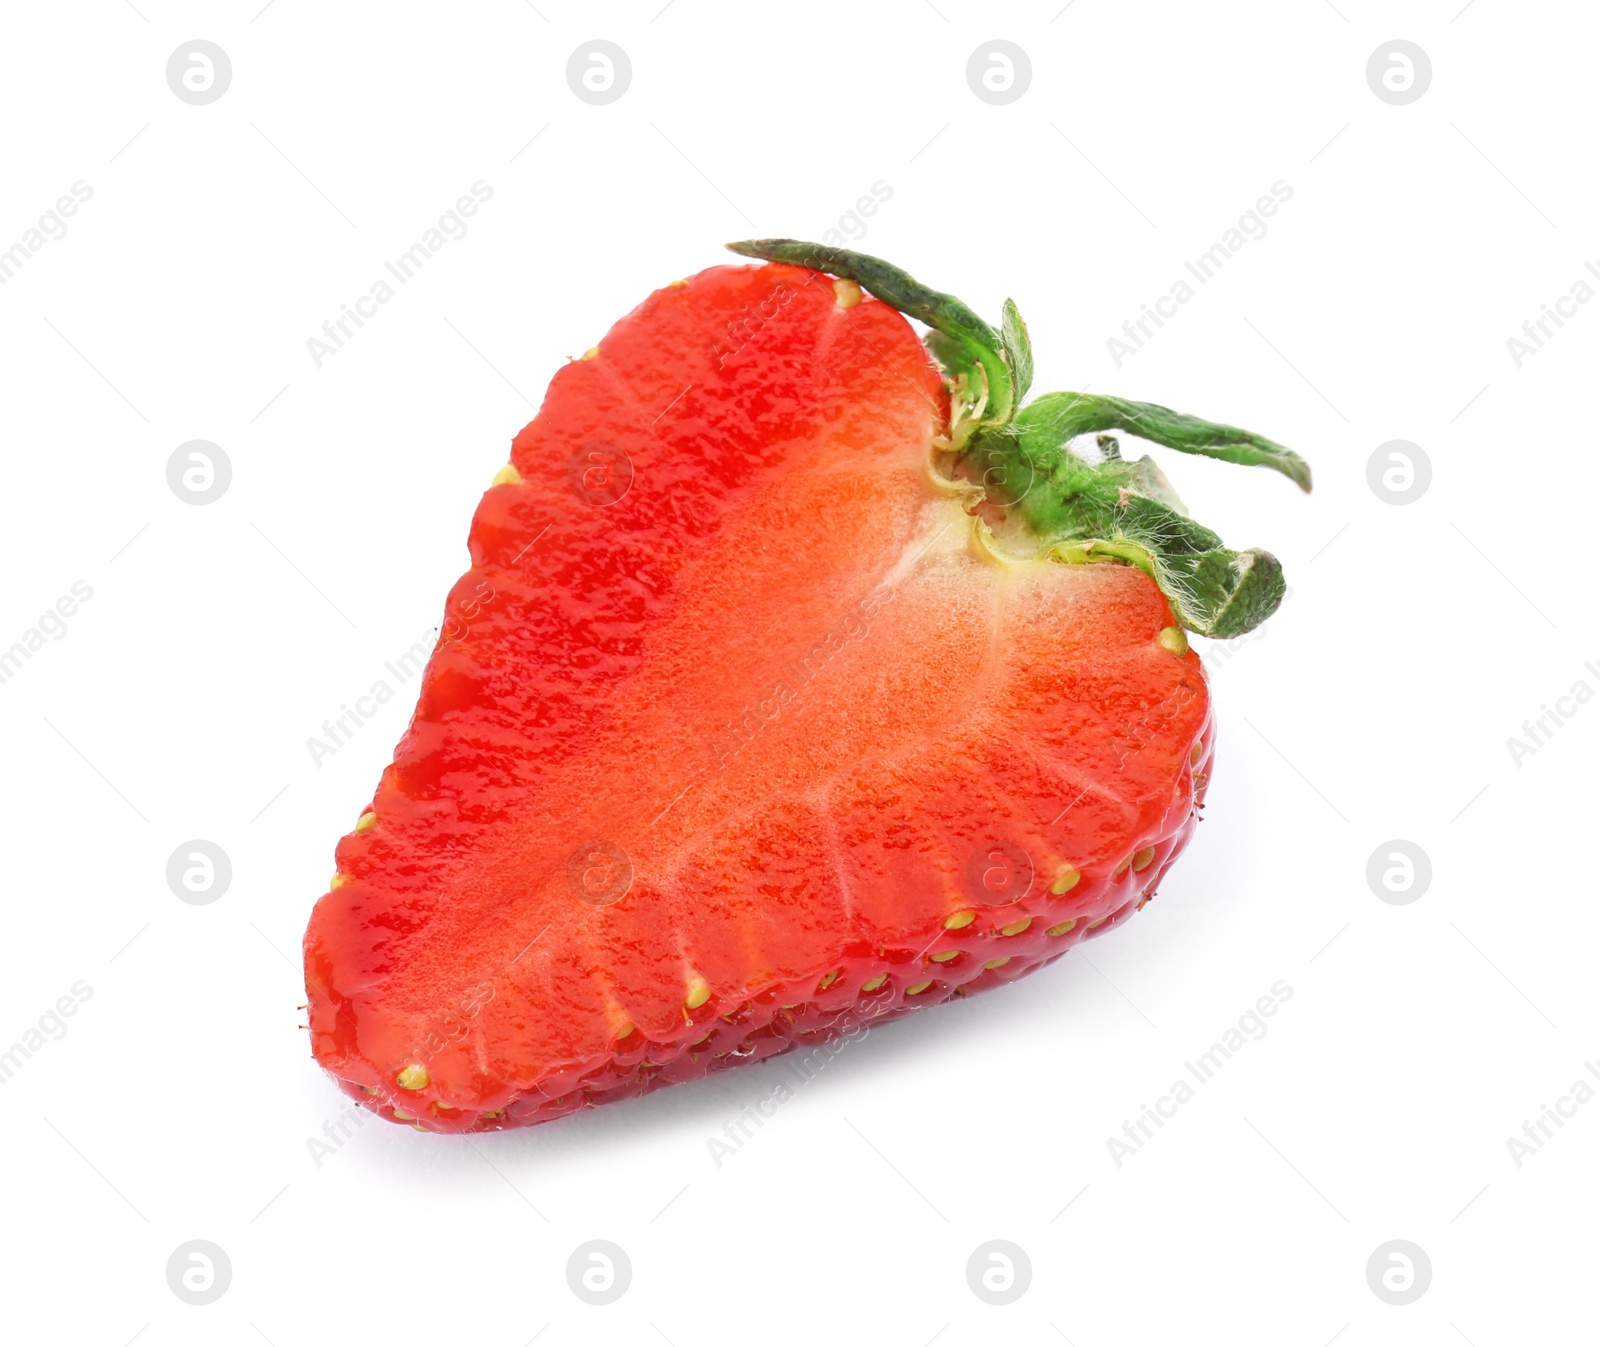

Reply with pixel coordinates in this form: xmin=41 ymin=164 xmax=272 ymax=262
xmin=304 ymin=261 xmax=1216 ymax=1132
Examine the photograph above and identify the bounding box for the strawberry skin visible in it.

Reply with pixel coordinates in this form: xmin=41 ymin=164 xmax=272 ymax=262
xmin=303 ymin=246 xmax=1303 ymax=1133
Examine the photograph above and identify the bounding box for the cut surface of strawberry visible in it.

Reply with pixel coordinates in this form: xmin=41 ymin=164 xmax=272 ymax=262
xmin=303 ymin=243 xmax=1308 ymax=1132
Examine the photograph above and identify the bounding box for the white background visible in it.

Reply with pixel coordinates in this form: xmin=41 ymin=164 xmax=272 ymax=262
xmin=1 ymin=1 xmax=1594 ymax=1343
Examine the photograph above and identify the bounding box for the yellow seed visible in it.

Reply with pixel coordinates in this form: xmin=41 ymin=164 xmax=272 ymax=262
xmin=833 ymin=277 xmax=862 ymax=308
xmin=983 ymin=957 xmax=1010 ymax=970
xmin=905 ymin=979 xmax=933 ymax=995
xmin=481 ymin=1109 xmax=503 ymax=1119
xmin=360 ymin=1085 xmax=377 ymax=1095
xmin=329 ymin=873 xmax=347 ymax=890
xmin=1132 ymin=847 xmax=1156 ymax=872
xmin=1050 ymin=868 xmax=1081 ymax=895
xmin=817 ymin=968 xmax=841 ymax=991
xmin=615 ymin=1022 xmax=634 ymax=1040
xmin=1189 ymin=738 xmax=1205 ymax=767
xmin=1046 ymin=919 xmax=1077 ymax=937
xmin=862 ymin=973 xmax=888 ymax=992
xmin=396 ymin=1063 xmax=429 ymax=1091
xmin=412 ymin=1123 xmax=428 ymax=1131
xmin=667 ymin=278 xmax=689 ymax=288
xmin=491 ymin=463 xmax=523 ymax=487
xmin=930 ymin=950 xmax=959 ymax=963
xmin=1158 ymin=626 xmax=1189 ymax=656
xmin=999 ymin=917 xmax=1032 ymax=937
xmin=1114 ymin=856 xmax=1131 ymax=875
xmin=1088 ymin=916 xmax=1108 ymax=929
xmin=580 ymin=345 xmax=600 ymax=361
xmin=684 ymin=975 xmax=711 ymax=1010
xmin=392 ymin=1108 xmax=413 ymax=1121
xmin=943 ymin=910 xmax=977 ymax=930
xmin=690 ymin=1030 xmax=712 ymax=1046
xmin=355 ymin=811 xmax=377 ymax=832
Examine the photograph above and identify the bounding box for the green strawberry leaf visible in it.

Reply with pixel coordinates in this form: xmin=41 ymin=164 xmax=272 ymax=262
xmin=1000 ymin=298 xmax=1033 ymax=404
xmin=1111 ymin=495 xmax=1288 ymax=639
xmin=1027 ymin=490 xmax=1288 ymax=639
xmin=1015 ymin=392 xmax=1311 ymax=492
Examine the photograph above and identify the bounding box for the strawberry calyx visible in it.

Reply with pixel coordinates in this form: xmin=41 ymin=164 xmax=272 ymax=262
xmin=726 ymin=239 xmax=1311 ymax=639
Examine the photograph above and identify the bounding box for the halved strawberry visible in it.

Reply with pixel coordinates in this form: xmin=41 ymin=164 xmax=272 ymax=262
xmin=303 ymin=241 xmax=1309 ymax=1132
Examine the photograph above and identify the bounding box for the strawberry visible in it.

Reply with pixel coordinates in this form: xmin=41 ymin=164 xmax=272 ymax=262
xmin=303 ymin=240 xmax=1309 ymax=1133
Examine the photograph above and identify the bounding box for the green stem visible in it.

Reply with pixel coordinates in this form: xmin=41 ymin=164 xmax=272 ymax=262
xmin=725 ymin=240 xmax=1310 ymax=639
